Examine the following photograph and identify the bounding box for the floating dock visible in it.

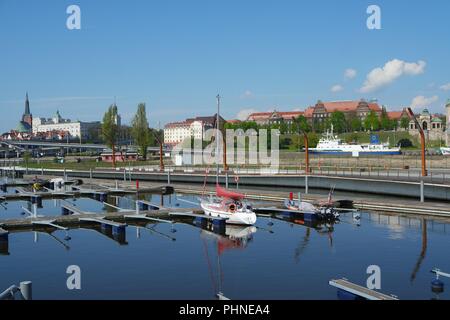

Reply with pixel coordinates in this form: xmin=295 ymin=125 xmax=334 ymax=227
xmin=0 ymin=207 xmax=203 ymax=232
xmin=0 ymin=180 xmax=173 ymax=202
xmin=329 ymin=278 xmax=398 ymax=300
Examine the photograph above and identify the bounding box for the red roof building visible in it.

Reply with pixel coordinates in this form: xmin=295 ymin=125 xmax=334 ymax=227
xmin=247 ymin=110 xmax=304 ymax=125
xmin=308 ymin=100 xmax=382 ymax=126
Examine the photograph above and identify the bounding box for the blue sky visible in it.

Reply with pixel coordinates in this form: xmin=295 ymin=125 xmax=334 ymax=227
xmin=0 ymin=0 xmax=449 ymax=132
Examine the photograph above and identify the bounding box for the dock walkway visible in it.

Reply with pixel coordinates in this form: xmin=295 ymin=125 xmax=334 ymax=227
xmin=329 ymin=279 xmax=398 ymax=300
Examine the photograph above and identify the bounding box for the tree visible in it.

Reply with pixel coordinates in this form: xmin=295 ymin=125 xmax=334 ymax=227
xmin=364 ymin=110 xmax=380 ymax=131
xmin=102 ymin=104 xmax=120 ymax=167
xmin=148 ymin=128 xmax=163 ymax=147
xmin=295 ymin=115 xmax=311 ymax=133
xmin=400 ymin=117 xmax=410 ymax=130
xmin=350 ymin=117 xmax=362 ymax=132
xmin=380 ymin=109 xmax=393 ymax=131
xmin=23 ymin=151 xmax=31 ymax=170
xmin=131 ymin=103 xmax=151 ymax=160
xmin=330 ymin=111 xmax=347 ymax=133
xmin=398 ymin=138 xmax=413 ymax=148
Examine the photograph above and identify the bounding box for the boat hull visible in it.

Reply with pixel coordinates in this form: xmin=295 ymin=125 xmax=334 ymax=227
xmin=309 ymin=150 xmax=401 ymax=155
xmin=200 ymin=202 xmax=257 ymax=226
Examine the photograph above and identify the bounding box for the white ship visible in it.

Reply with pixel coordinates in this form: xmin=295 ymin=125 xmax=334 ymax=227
xmin=309 ymin=126 xmax=401 ymax=156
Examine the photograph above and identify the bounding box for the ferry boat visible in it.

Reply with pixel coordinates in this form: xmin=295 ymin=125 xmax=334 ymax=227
xmin=200 ymin=185 xmax=257 ymax=226
xmin=309 ymin=126 xmax=401 ymax=156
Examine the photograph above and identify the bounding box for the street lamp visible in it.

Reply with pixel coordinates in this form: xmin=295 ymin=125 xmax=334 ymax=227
xmin=294 ymin=117 xmax=310 ymax=174
xmin=406 ymin=108 xmax=427 ymax=177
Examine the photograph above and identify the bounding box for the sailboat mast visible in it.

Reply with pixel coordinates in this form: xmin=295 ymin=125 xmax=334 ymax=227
xmin=216 ymin=94 xmax=220 ymax=185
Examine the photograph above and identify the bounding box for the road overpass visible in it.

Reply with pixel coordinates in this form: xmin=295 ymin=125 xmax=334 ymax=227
xmin=2 ymin=141 xmax=165 ymax=152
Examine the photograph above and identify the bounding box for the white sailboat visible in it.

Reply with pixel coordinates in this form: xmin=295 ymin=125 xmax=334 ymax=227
xmin=199 ymin=95 xmax=257 ymax=226
xmin=200 ymin=185 xmax=257 ymax=225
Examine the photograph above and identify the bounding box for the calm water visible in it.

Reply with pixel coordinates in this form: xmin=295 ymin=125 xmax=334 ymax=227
xmin=1 ymin=186 xmax=449 ymax=300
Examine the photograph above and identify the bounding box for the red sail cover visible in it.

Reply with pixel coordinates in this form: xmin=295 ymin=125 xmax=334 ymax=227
xmin=216 ymin=185 xmax=245 ymax=200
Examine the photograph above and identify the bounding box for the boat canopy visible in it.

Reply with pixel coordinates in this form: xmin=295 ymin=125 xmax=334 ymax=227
xmin=216 ymin=185 xmax=245 ymax=201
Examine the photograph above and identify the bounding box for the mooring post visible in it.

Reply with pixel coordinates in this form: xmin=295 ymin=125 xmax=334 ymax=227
xmin=89 ymin=168 xmax=93 ymax=181
xmin=420 ymin=179 xmax=425 ymax=203
xmin=136 ymin=227 xmax=141 ymax=239
xmin=225 ymin=171 xmax=229 ymax=189
xmin=167 ymin=170 xmax=171 ymax=185
xmin=19 ymin=281 xmax=32 ymax=300
xmin=136 ymin=200 xmax=140 ymax=215
xmin=305 ymin=175 xmax=309 ymax=194
xmin=123 ymin=169 xmax=126 ymax=182
xmin=115 ymin=180 xmax=119 ymax=190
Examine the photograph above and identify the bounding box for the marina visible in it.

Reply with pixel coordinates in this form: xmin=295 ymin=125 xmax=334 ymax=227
xmin=0 ymin=176 xmax=449 ymax=300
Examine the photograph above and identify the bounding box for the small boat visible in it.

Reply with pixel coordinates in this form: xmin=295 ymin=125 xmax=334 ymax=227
xmin=441 ymin=147 xmax=450 ymax=156
xmin=200 ymin=185 xmax=257 ymax=225
xmin=284 ymin=191 xmax=340 ymax=220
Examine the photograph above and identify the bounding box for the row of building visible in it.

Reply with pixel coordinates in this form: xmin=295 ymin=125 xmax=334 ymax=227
xmin=3 ymin=94 xmax=449 ymax=147
xmin=1 ymin=93 xmax=106 ymax=141
xmin=164 ymin=99 xmax=450 ymax=147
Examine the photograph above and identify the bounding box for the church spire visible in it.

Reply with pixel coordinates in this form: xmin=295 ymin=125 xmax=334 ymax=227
xmin=24 ymin=92 xmax=30 ymax=116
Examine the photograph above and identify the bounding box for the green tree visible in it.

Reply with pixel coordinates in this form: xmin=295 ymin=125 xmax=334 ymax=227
xmin=380 ymin=109 xmax=393 ymax=131
xmin=350 ymin=117 xmax=362 ymax=132
xmin=400 ymin=117 xmax=410 ymax=130
xmin=330 ymin=111 xmax=347 ymax=133
xmin=131 ymin=103 xmax=151 ymax=160
xmin=102 ymin=104 xmax=120 ymax=167
xmin=364 ymin=110 xmax=380 ymax=131
xmin=295 ymin=115 xmax=311 ymax=133
xmin=23 ymin=151 xmax=31 ymax=170
xmin=148 ymin=128 xmax=163 ymax=147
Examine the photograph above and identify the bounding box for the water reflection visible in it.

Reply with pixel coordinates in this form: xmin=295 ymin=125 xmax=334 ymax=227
xmin=0 ymin=190 xmax=450 ymax=300
xmin=410 ymin=219 xmax=427 ymax=283
xmin=195 ymin=220 xmax=257 ymax=299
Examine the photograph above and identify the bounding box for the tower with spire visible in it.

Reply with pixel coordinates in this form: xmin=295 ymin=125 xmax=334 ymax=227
xmin=22 ymin=92 xmax=33 ymax=127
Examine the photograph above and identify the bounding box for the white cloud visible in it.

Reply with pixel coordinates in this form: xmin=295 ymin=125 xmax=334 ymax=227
xmin=440 ymin=83 xmax=450 ymax=91
xmin=410 ymin=95 xmax=439 ymax=109
xmin=360 ymin=59 xmax=426 ymax=93
xmin=236 ymin=108 xmax=259 ymax=121
xmin=331 ymin=85 xmax=344 ymax=93
xmin=240 ymin=90 xmax=254 ymax=99
xmin=344 ymin=68 xmax=357 ymax=79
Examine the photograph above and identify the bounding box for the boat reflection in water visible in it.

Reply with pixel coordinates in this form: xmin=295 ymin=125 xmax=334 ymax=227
xmin=274 ymin=211 xmax=336 ymax=248
xmin=192 ymin=219 xmax=257 ymax=300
